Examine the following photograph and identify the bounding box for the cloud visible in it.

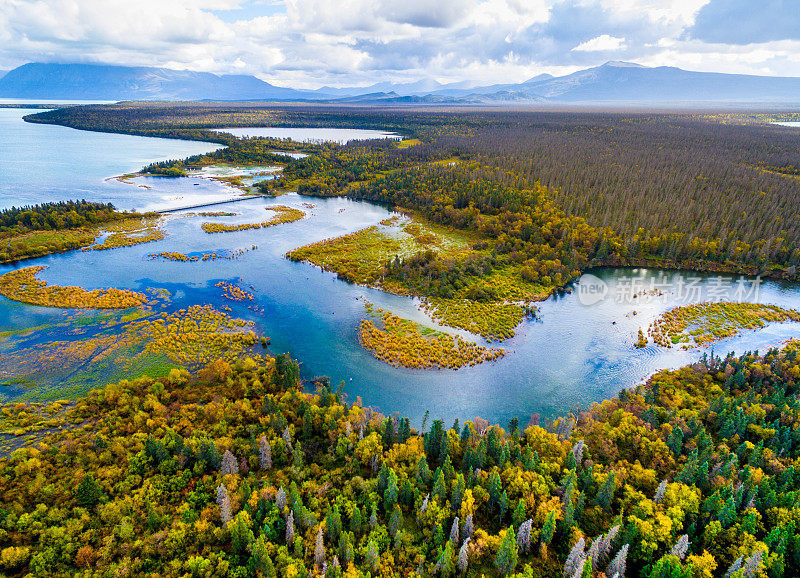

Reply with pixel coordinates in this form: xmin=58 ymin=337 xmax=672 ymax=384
xmin=0 ymin=0 xmax=799 ymax=88
xmin=688 ymin=0 xmax=800 ymax=44
xmin=572 ymin=34 xmax=626 ymax=52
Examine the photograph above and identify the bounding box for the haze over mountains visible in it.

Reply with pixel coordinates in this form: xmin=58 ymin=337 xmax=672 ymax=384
xmin=2 ymin=61 xmax=800 ymax=104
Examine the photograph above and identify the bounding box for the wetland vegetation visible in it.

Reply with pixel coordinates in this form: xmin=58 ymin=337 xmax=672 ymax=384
xmin=0 ymin=266 xmax=146 ymax=309
xmin=2 ymin=103 xmax=800 ymax=576
xmin=648 ymin=303 xmax=800 ymax=349
xmin=0 ymin=201 xmax=152 ymax=263
xmin=359 ymin=304 xmax=503 ymax=369
xmin=201 ymin=206 xmax=304 ymax=234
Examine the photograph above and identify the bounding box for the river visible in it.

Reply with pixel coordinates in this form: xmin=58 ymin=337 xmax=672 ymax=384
xmin=2 ymin=108 xmax=800 ymax=426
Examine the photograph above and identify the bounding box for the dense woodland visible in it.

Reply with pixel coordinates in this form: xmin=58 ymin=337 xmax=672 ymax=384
xmin=0 ymin=201 xmax=135 ymax=263
xmin=1 ymin=346 xmax=799 ymax=576
xmin=29 ymin=104 xmax=800 ymax=284
xmin=0 ymin=201 xmax=120 ymax=234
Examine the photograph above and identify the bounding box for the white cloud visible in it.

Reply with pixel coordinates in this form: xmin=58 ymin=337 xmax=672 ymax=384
xmin=572 ymin=34 xmax=627 ymax=52
xmin=1 ymin=0 xmax=799 ymax=88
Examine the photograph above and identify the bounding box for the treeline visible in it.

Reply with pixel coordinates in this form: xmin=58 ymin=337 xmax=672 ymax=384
xmin=1 ymin=344 xmax=799 ymax=575
xmin=25 ymin=103 xmax=800 ymax=276
xmin=143 ymin=137 xmax=325 ymax=176
xmin=0 ymin=201 xmax=119 ymax=233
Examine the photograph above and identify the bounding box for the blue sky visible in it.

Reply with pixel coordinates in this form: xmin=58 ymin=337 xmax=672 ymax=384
xmin=2 ymin=0 xmax=800 ymax=88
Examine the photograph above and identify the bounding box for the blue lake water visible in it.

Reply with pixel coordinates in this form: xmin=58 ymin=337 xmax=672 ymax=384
xmin=2 ymin=108 xmax=800 ymax=426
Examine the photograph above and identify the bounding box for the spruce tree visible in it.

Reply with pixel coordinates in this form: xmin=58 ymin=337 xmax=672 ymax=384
xmin=495 ymin=526 xmax=518 ymax=576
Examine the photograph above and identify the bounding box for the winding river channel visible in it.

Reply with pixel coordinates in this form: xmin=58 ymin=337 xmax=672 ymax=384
xmin=2 ymin=106 xmax=800 ymax=425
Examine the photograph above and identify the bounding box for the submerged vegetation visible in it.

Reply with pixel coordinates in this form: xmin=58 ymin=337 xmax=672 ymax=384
xmin=201 ymin=205 xmax=304 ymax=234
xmin=649 ymin=302 xmax=800 ymax=348
xmin=359 ymin=305 xmax=503 ymax=369
xmin=0 ymin=304 xmax=260 ymax=400
xmin=0 ymin=266 xmax=146 ymax=309
xmin=82 ymin=215 xmax=164 ymax=251
xmin=0 ymin=342 xmax=799 ymax=575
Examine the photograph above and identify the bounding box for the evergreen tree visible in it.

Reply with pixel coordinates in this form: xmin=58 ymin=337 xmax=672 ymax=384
xmin=596 ymin=472 xmax=616 ymax=510
xmin=314 ymin=527 xmax=325 ymax=569
xmin=75 ymin=474 xmax=103 ymax=508
xmin=540 ymin=510 xmax=556 ymax=546
xmin=495 ymin=526 xmax=519 ymax=576
xmin=433 ymin=468 xmax=447 ymax=503
xmin=216 ymin=484 xmax=232 ymax=524
xmin=384 ymin=469 xmax=399 ymax=510
xmin=221 ymin=450 xmax=239 ymax=475
xmin=230 ymin=511 xmax=254 ymax=554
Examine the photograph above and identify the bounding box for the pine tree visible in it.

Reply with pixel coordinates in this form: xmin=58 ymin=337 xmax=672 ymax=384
xmin=654 ymin=479 xmax=667 ymax=503
xmin=449 ymin=517 xmax=459 ymax=545
xmin=221 ymin=450 xmax=239 ymax=475
xmin=216 ymin=484 xmax=232 ymax=524
xmin=439 ymin=542 xmax=456 ymax=576
xmin=276 ymin=486 xmax=287 ymax=511
xmin=250 ymin=534 xmax=275 ymax=577
xmin=596 ymin=472 xmax=616 ymax=509
xmin=458 ymin=538 xmax=470 ymax=573
xmin=75 ymin=474 xmax=103 ymax=508
xmin=285 ymin=511 xmax=295 ymax=543
xmin=339 ymin=532 xmax=354 ymax=567
xmin=433 ymin=468 xmax=447 ymax=503
xmin=230 ymin=511 xmax=254 ymax=554
xmin=369 ymin=504 xmax=378 ymax=529
xmin=606 ymin=544 xmax=629 ymax=578
xmin=314 ymin=527 xmax=325 ymax=569
xmin=462 ymin=513 xmax=474 ymax=541
xmin=499 ymin=490 xmax=509 ymax=521
xmin=326 ymin=506 xmax=341 ymax=543
xmin=367 ymin=540 xmax=379 ymax=572
xmin=517 ymin=519 xmax=533 ymax=555
xmin=488 ymin=469 xmax=502 ymax=505
xmin=719 ymin=496 xmax=737 ymax=528
xmin=389 ymin=505 xmax=403 ymax=538
xmin=451 ymin=473 xmax=465 ymax=512
xmin=540 ymin=510 xmax=556 ymax=546
xmin=495 ymin=526 xmax=519 ymax=576
xmin=512 ymin=498 xmax=526 ymax=528
xmin=259 ymin=435 xmax=272 ymax=470
xmin=384 ymin=469 xmax=399 ymax=510
xmin=417 ymin=457 xmax=431 ymax=486
xmin=350 ymin=506 xmax=363 ymax=536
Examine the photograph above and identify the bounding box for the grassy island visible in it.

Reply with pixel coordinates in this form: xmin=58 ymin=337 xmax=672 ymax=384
xmin=288 ymin=214 xmax=544 ymax=341
xmin=648 ymin=302 xmax=800 ymax=348
xmin=201 ymin=205 xmax=304 ymax=234
xmin=0 ymin=266 xmax=146 ymax=309
xmin=359 ymin=306 xmax=503 ymax=369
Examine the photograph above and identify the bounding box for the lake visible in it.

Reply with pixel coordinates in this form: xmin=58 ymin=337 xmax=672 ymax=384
xmin=2 ymin=108 xmax=800 ymax=426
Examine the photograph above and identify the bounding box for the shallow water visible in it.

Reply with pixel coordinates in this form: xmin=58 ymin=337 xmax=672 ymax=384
xmin=2 ymin=109 xmax=800 ymax=426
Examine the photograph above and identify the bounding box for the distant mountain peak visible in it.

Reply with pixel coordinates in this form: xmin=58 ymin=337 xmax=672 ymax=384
xmin=2 ymin=60 xmax=800 ymax=104
xmin=601 ymin=61 xmax=646 ymax=68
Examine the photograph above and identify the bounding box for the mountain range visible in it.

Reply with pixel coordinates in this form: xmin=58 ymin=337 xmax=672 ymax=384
xmin=1 ymin=61 xmax=800 ymax=104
